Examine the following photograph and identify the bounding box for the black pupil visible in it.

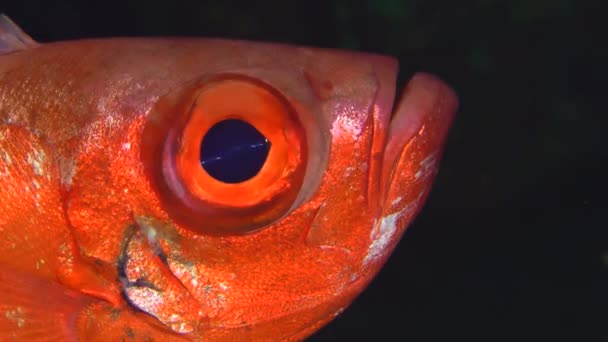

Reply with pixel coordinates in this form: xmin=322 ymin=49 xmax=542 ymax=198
xmin=199 ymin=119 xmax=271 ymax=183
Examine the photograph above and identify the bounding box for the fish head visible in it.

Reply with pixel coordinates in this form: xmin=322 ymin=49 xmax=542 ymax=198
xmin=0 ymin=33 xmax=457 ymax=339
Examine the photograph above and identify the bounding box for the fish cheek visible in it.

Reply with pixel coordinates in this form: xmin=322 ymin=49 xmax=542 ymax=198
xmin=64 ymin=118 xmax=167 ymax=265
xmin=0 ymin=125 xmax=69 ymax=279
xmin=0 ymin=124 xmax=121 ymax=306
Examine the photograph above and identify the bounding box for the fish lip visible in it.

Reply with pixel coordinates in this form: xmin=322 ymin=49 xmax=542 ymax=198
xmin=380 ymin=72 xmax=458 ymax=195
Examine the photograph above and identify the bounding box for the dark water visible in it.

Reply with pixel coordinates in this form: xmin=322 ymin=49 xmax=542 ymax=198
xmin=3 ymin=1 xmax=605 ymax=341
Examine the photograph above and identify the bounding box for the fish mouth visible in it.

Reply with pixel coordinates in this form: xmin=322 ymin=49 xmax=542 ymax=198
xmin=357 ymin=70 xmax=458 ymax=273
xmin=380 ymin=72 xmax=458 ymax=202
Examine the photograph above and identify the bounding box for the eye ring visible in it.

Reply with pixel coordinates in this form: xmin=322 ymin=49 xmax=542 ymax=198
xmin=143 ymin=74 xmax=308 ymax=235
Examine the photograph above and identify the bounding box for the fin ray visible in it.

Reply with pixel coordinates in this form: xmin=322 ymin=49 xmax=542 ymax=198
xmin=0 ymin=266 xmax=91 ymax=341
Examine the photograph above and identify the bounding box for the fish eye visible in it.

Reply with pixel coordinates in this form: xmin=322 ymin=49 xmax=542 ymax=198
xmin=142 ymin=74 xmax=312 ymax=235
xmin=199 ymin=119 xmax=271 ymax=184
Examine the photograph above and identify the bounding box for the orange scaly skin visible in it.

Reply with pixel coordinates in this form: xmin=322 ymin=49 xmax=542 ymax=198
xmin=0 ymin=16 xmax=457 ymax=341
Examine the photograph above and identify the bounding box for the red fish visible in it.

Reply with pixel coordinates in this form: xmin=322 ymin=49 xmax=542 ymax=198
xmin=0 ymin=14 xmax=457 ymax=341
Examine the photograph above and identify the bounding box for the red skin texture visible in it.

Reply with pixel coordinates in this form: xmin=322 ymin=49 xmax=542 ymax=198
xmin=0 ymin=37 xmax=457 ymax=341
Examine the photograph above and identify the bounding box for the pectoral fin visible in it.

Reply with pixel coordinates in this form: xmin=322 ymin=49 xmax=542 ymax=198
xmin=0 ymin=266 xmax=91 ymax=341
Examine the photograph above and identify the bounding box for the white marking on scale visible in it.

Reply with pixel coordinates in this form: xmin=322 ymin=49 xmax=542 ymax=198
xmin=343 ymin=166 xmax=355 ymax=177
xmin=145 ymin=226 xmax=157 ymax=245
xmin=4 ymin=306 xmax=26 ymax=328
xmin=363 ymin=202 xmax=415 ymax=267
xmin=0 ymin=166 xmax=9 ymax=177
xmin=363 ymin=210 xmax=403 ymax=266
xmin=330 ymin=104 xmax=366 ymax=138
xmin=415 ymin=152 xmax=438 ymax=180
xmin=333 ymin=307 xmax=346 ymax=317
xmin=26 ymin=149 xmax=45 ymax=176
xmin=59 ymin=157 xmax=76 ymax=187
xmin=391 ymin=196 xmax=403 ymax=207
xmin=1 ymin=149 xmax=11 ymax=165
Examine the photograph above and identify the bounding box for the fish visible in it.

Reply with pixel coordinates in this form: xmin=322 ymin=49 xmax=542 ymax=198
xmin=0 ymin=14 xmax=457 ymax=341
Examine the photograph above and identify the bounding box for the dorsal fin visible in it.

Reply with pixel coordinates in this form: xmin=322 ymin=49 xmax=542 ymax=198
xmin=0 ymin=14 xmax=39 ymax=54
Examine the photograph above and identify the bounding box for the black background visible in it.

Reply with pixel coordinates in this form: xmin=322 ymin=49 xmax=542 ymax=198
xmin=2 ymin=1 xmax=606 ymax=341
